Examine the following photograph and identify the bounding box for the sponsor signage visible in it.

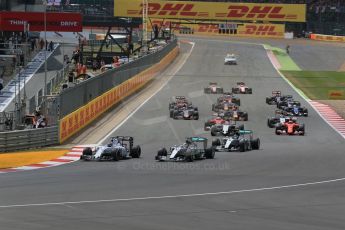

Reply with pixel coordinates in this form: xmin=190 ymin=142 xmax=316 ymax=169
xmin=148 ymin=19 xmax=285 ymax=38
xmin=115 ymin=0 xmax=306 ymax=22
xmin=310 ymin=34 xmax=345 ymax=43
xmin=0 ymin=12 xmax=82 ymax=32
xmin=328 ymin=90 xmax=344 ymax=99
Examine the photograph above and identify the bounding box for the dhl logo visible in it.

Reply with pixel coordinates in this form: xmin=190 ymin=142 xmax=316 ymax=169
xmin=240 ymin=25 xmax=283 ymax=36
xmin=133 ymin=3 xmax=201 ymax=17
xmin=131 ymin=3 xmax=296 ymax=20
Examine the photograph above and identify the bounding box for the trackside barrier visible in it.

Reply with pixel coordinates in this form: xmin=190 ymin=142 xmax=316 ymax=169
xmin=0 ymin=126 xmax=58 ymax=152
xmin=310 ymin=34 xmax=345 ymax=43
xmin=58 ymin=42 xmax=179 ymax=143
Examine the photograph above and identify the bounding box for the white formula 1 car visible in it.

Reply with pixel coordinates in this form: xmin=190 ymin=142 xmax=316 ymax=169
xmin=224 ymin=54 xmax=237 ymax=65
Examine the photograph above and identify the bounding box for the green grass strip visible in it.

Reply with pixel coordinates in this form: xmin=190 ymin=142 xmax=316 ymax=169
xmin=282 ymin=70 xmax=345 ymax=100
xmin=264 ymin=44 xmax=301 ymax=71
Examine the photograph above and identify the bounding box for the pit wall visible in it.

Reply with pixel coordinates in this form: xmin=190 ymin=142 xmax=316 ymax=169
xmin=59 ymin=43 xmax=179 ymax=143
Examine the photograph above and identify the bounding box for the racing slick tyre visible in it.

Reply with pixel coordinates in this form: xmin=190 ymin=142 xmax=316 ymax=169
xmin=82 ymin=147 xmax=93 ymax=160
xmin=212 ymin=104 xmax=216 ymax=111
xmin=169 ymin=109 xmax=174 ymax=118
xmin=243 ymin=113 xmax=248 ymax=121
xmin=194 ymin=107 xmax=198 ymax=111
xmin=233 ymin=99 xmax=241 ymax=106
xmin=205 ymin=147 xmax=215 ymax=159
xmin=246 ymin=88 xmax=252 ymax=94
xmin=298 ymin=124 xmax=305 ymax=136
xmin=232 ymin=88 xmax=238 ymax=94
xmin=131 ymin=145 xmax=141 ymax=158
xmin=210 ymin=127 xmax=219 ymax=136
xmin=239 ymin=141 xmax=246 ymax=152
xmin=185 ymin=155 xmax=194 ymax=162
xmin=251 ymin=138 xmax=260 ymax=150
xmin=275 ymin=127 xmax=281 ymax=135
xmin=266 ymin=97 xmax=272 ymax=105
xmin=216 ymin=88 xmax=224 ymax=94
xmin=155 ymin=148 xmax=167 ymax=160
xmin=212 ymin=138 xmax=221 ymax=147
xmin=173 ymin=111 xmax=179 ymax=119
xmin=303 ymin=109 xmax=308 ymax=117
xmin=267 ymin=119 xmax=275 ymax=128
xmin=112 ymin=150 xmax=120 ymax=161
xmin=194 ymin=114 xmax=199 ymax=120
xmin=204 ymin=88 xmax=211 ymax=94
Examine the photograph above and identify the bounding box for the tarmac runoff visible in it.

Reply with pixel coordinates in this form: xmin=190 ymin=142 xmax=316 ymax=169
xmin=1 ymin=38 xmax=345 ymax=230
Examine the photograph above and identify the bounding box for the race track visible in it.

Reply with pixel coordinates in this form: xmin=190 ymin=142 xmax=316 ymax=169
xmin=1 ymin=38 xmax=345 ymax=230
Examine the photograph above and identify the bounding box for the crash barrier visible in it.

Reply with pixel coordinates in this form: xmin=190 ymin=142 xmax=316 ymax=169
xmin=310 ymin=34 xmax=345 ymax=43
xmin=0 ymin=126 xmax=58 ymax=152
xmin=59 ymin=41 xmax=179 ymax=143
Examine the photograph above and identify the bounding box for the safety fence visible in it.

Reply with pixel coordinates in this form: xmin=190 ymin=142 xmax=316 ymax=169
xmin=0 ymin=126 xmax=58 ymax=152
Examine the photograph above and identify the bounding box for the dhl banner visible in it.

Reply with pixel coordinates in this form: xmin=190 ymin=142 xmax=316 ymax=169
xmin=310 ymin=34 xmax=345 ymax=43
xmin=114 ymin=0 xmax=306 ymax=22
xmin=149 ymin=19 xmax=285 ymax=38
xmin=59 ymin=46 xmax=179 ymax=143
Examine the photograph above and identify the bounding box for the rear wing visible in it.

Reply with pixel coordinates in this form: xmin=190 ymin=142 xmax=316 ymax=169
xmin=188 ymin=136 xmax=208 ymax=149
xmin=236 ymin=82 xmax=245 ymax=85
xmin=174 ymin=96 xmax=186 ymax=100
xmin=272 ymin=91 xmax=281 ymax=96
xmin=209 ymin=82 xmax=218 ymax=85
xmin=239 ymin=130 xmax=253 ymax=135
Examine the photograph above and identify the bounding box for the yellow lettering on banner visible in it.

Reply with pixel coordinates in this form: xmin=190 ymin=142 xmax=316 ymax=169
xmin=114 ymin=0 xmax=306 ymax=22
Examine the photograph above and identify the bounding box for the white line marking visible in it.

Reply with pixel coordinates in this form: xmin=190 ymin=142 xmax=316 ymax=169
xmin=98 ymin=42 xmax=196 ymax=145
xmin=0 ymin=177 xmax=345 ymax=209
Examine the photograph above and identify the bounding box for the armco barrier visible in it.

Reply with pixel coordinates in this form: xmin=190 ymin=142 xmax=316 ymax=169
xmin=59 ymin=44 xmax=179 ymax=143
xmin=0 ymin=126 xmax=59 ymax=152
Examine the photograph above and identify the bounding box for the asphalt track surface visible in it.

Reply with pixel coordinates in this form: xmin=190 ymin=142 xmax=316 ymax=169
xmin=1 ymin=38 xmax=345 ymax=230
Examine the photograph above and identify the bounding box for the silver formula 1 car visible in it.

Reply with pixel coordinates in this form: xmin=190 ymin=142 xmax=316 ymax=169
xmin=212 ymin=130 xmax=260 ymax=152
xmin=224 ymin=53 xmax=237 ymax=65
xmin=80 ymin=136 xmax=141 ymax=161
xmin=155 ymin=137 xmax=215 ymax=162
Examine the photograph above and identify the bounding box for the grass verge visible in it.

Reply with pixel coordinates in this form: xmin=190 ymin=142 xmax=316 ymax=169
xmin=282 ymin=70 xmax=345 ymax=100
xmin=0 ymin=149 xmax=69 ymax=169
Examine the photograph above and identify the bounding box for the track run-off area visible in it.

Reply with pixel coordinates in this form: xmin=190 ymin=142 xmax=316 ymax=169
xmin=0 ymin=37 xmax=345 ymax=230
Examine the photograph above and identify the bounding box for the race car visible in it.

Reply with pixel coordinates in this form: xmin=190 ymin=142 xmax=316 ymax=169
xmin=155 ymin=137 xmax=215 ymax=162
xmin=217 ymin=92 xmax=241 ymax=106
xmin=266 ymin=91 xmax=293 ymax=105
xmin=277 ymin=99 xmax=301 ymax=109
xmin=80 ymin=136 xmax=141 ymax=161
xmin=267 ymin=110 xmax=297 ymax=128
xmin=204 ymin=82 xmax=224 ymax=94
xmin=215 ymin=109 xmax=248 ymax=121
xmin=212 ymin=129 xmax=260 ymax=152
xmin=224 ymin=53 xmax=237 ymax=65
xmin=212 ymin=101 xmax=238 ymax=112
xmin=169 ymin=96 xmax=191 ymax=110
xmin=275 ymin=120 xmax=305 ymax=135
xmin=210 ymin=122 xmax=244 ymax=136
xmin=170 ymin=105 xmax=199 ymax=120
xmin=204 ymin=116 xmax=228 ymax=131
xmin=232 ymin=82 xmax=252 ymax=94
xmin=279 ymin=104 xmax=308 ymax=117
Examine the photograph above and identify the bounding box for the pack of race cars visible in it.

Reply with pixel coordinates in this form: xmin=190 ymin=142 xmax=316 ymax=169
xmin=80 ymin=83 xmax=309 ymax=163
xmin=266 ymin=91 xmax=306 ymax=135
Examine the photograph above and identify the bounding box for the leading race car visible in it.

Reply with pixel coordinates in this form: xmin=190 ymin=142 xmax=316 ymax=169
xmin=217 ymin=92 xmax=241 ymax=106
xmin=80 ymin=136 xmax=141 ymax=161
xmin=224 ymin=53 xmax=237 ymax=65
xmin=155 ymin=137 xmax=215 ymax=162
xmin=204 ymin=82 xmax=224 ymax=94
xmin=267 ymin=110 xmax=298 ymax=128
xmin=232 ymin=82 xmax=252 ymax=94
xmin=212 ymin=130 xmax=260 ymax=152
xmin=266 ymin=91 xmax=293 ymax=105
xmin=170 ymin=104 xmax=199 ymax=120
xmin=275 ymin=120 xmax=305 ymax=135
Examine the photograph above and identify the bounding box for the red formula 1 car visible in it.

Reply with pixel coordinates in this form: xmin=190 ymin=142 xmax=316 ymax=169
xmin=204 ymin=82 xmax=224 ymax=94
xmin=275 ymin=120 xmax=305 ymax=136
xmin=204 ymin=116 xmax=228 ymax=131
